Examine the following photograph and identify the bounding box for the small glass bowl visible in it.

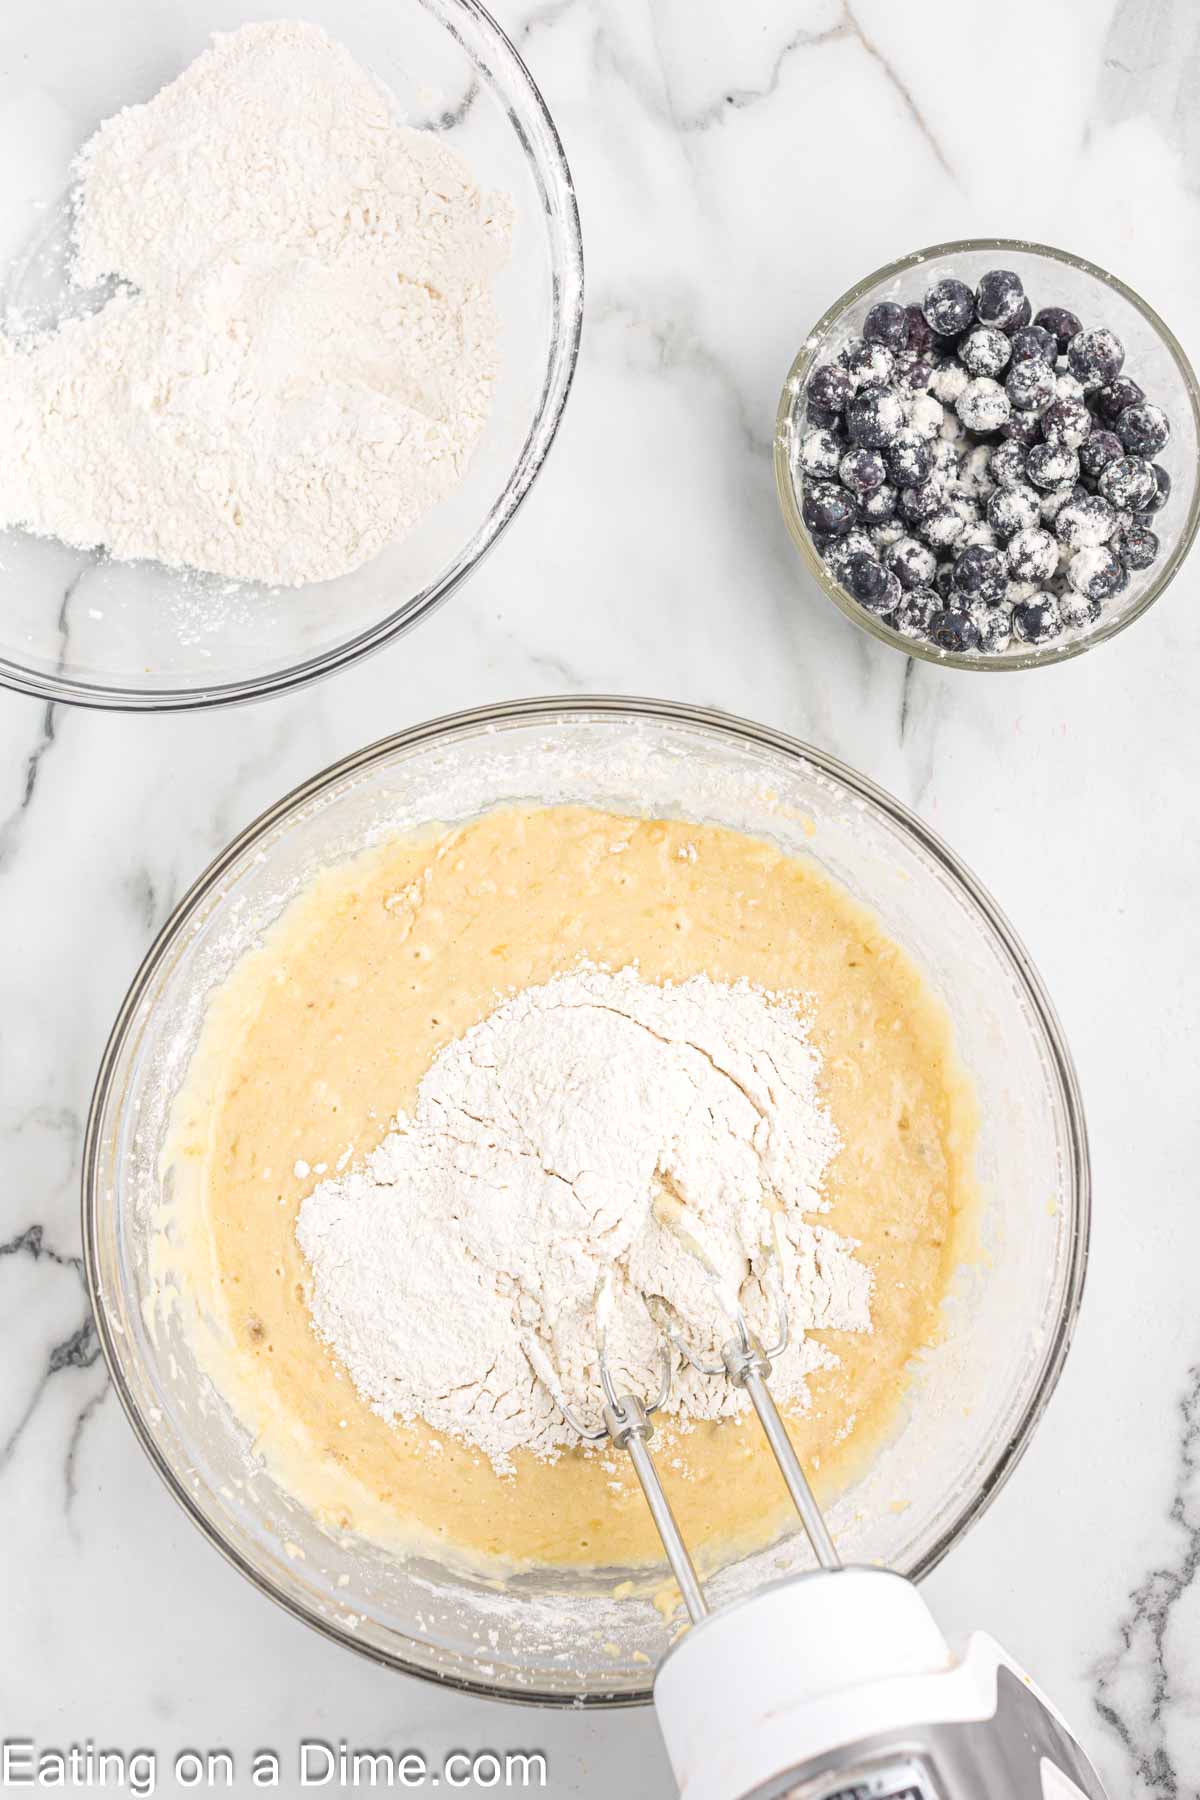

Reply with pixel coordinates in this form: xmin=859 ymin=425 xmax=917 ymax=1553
xmin=775 ymin=238 xmax=1200 ymax=671
xmin=0 ymin=0 xmax=583 ymax=710
xmin=84 ymin=697 xmax=1089 ymax=1704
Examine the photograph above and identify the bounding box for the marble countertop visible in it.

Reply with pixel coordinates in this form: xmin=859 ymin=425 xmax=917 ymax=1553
xmin=2 ymin=1 xmax=1198 ymax=1794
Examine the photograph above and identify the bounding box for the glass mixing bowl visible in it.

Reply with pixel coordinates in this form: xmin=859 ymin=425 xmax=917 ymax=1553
xmin=775 ymin=239 xmax=1200 ymax=671
xmin=84 ymin=698 xmax=1089 ymax=1704
xmin=0 ymin=0 xmax=582 ymax=709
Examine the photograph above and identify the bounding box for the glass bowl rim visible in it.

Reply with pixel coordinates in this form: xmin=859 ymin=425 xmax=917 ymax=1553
xmin=774 ymin=235 xmax=1200 ymax=672
xmin=0 ymin=0 xmax=584 ymax=714
xmin=82 ymin=694 xmax=1092 ymax=1705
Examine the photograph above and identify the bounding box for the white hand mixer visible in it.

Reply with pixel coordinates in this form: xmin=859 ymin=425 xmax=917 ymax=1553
xmin=531 ymin=1271 xmax=1109 ymax=1800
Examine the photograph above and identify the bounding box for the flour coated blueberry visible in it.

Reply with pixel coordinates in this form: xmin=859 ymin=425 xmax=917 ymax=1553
xmin=794 ymin=262 xmax=1174 ymax=655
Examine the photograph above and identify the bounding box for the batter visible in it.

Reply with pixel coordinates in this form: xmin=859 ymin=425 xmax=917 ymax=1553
xmin=165 ymin=805 xmax=975 ymax=1572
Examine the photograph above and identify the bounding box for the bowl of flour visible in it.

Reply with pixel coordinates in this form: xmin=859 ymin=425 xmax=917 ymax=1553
xmin=84 ymin=698 xmax=1090 ymax=1702
xmin=0 ymin=5 xmax=582 ymax=707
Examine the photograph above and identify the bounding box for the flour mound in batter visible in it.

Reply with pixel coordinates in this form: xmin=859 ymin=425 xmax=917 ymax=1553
xmin=0 ymin=21 xmax=513 ymax=585
xmin=297 ymin=966 xmax=873 ymax=1474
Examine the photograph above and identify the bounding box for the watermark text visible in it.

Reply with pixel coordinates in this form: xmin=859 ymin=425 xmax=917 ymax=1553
xmin=1 ymin=1740 xmax=548 ymax=1793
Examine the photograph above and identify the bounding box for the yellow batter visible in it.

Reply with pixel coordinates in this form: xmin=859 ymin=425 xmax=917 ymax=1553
xmin=165 ymin=805 xmax=975 ymax=1574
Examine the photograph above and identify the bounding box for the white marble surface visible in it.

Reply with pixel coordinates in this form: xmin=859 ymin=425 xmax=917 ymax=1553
xmin=2 ymin=0 xmax=1199 ymax=1794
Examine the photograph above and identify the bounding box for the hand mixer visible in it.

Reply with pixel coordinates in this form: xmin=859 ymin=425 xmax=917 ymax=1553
xmin=532 ymin=1275 xmax=1109 ymax=1800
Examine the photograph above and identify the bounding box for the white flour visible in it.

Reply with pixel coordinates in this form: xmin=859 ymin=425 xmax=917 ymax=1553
xmin=0 ymin=22 xmax=512 ymax=585
xmin=296 ymin=966 xmax=873 ymax=1473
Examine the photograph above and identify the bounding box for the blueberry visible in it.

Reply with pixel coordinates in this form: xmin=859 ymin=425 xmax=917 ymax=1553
xmin=958 ymin=325 xmax=1012 ymax=378
xmin=873 ymin=571 xmax=905 ymax=613
xmin=847 ymin=384 xmax=906 ymax=448
xmin=1012 ymin=595 xmax=1063 ymax=643
xmin=1006 ymin=357 xmax=1058 ymax=412
xmin=841 ymin=551 xmax=893 ymax=610
xmin=1117 ymin=402 xmax=1170 ymax=458
xmin=975 ymin=269 xmax=1026 ymax=331
xmin=1026 ymin=442 xmax=1080 ymax=490
xmin=1067 ymin=544 xmax=1128 ymax=601
xmin=857 ymin=482 xmax=898 ymax=523
xmin=1010 ymin=325 xmax=1058 ymax=364
xmin=906 ymin=393 xmax=945 ymax=440
xmin=1098 ymin=455 xmax=1157 ymax=511
xmin=953 ymin=543 xmax=1009 ymax=604
xmin=934 ymin=561 xmax=955 ymax=600
xmin=1004 ymin=296 xmax=1033 ymax=334
xmin=839 ymin=447 xmax=887 ymax=495
xmin=921 ymin=499 xmax=973 ymax=548
xmin=808 ymin=363 xmax=852 ymax=414
xmin=798 ymin=428 xmax=844 ymax=480
xmin=1092 ymin=376 xmax=1144 ymax=425
xmin=930 ymin=360 xmax=970 ymax=405
xmin=1067 ymin=327 xmax=1125 ymax=390
xmin=1000 ymin=411 xmax=1043 ymax=447
xmin=1055 ymin=493 xmax=1118 ymax=548
xmin=963 ymin=528 xmax=1002 ymax=561
xmin=971 ymin=601 xmax=1014 ymax=650
xmin=825 ymin=528 xmax=876 ymax=570
xmin=803 ymin=481 xmax=857 ymax=536
xmin=990 ymin=440 xmax=1029 ymax=488
xmin=894 ymin=351 xmax=935 ymax=395
xmin=1040 ymin=396 xmax=1093 ymax=450
xmin=987 ymin=484 xmax=1040 ymax=538
xmin=1077 ymin=429 xmax=1123 ymax=479
xmin=923 ymin=277 xmax=976 ymax=338
xmin=807 ymin=403 xmax=843 ymax=431
xmin=1033 ymin=306 xmax=1082 ymax=354
xmin=884 ymin=535 xmax=938 ymax=590
xmin=927 ymin=607 xmax=982 ymax=652
xmin=864 ymin=301 xmax=909 ymax=349
xmin=889 ymin=590 xmax=937 ymax=638
xmin=1140 ymin=463 xmax=1171 ymax=514
xmin=899 ymin=481 xmax=943 ymax=526
xmin=1058 ymin=587 xmax=1101 ymax=629
xmin=1006 ymin=525 xmax=1059 ymax=584
xmin=957 ymin=377 xmax=1012 ymax=432
xmin=1039 ymin=481 xmax=1087 ymax=527
xmin=841 ymin=338 xmax=896 ymax=389
xmin=885 ymin=429 xmax=933 ymax=487
xmin=1113 ymin=523 xmax=1159 ymax=570
xmin=904 ymin=305 xmax=936 ymax=354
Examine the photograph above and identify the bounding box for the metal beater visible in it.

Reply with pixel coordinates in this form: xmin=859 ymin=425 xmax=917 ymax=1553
xmin=541 ymin=1276 xmax=837 ymax=1623
xmin=530 ymin=1272 xmax=1110 ymax=1800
